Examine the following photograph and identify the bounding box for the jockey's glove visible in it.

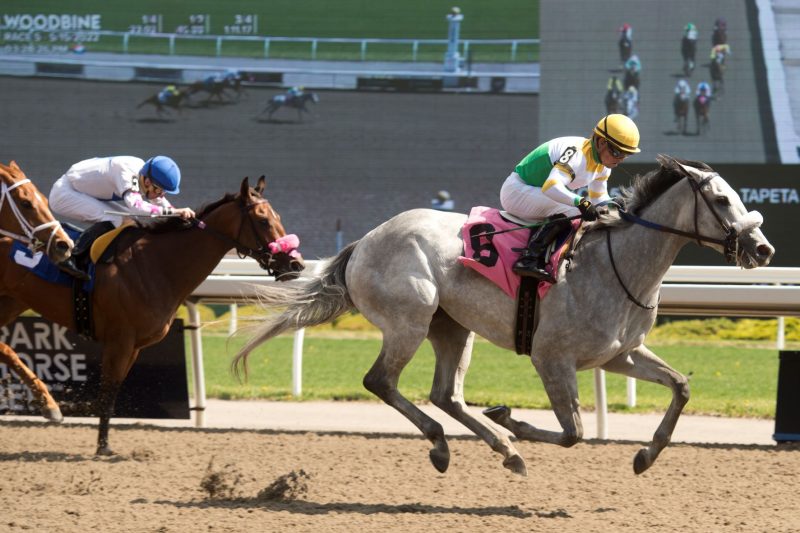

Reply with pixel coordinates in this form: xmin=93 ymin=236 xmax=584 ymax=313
xmin=577 ymin=199 xmax=598 ymax=221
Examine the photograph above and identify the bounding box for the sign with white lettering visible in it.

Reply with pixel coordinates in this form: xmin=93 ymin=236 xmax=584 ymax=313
xmin=0 ymin=317 xmax=189 ymax=419
xmin=616 ymin=163 xmax=799 ymax=267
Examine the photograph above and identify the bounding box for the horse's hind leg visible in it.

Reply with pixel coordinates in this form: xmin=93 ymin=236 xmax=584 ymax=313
xmin=359 ymin=283 xmax=451 ymax=472
xmin=0 ymin=343 xmax=63 ymax=422
xmin=484 ymin=356 xmax=583 ymax=447
xmin=602 ymin=344 xmax=689 ymax=474
xmin=427 ymin=310 xmax=526 ymax=475
xmin=363 ymin=324 xmax=453 ymax=472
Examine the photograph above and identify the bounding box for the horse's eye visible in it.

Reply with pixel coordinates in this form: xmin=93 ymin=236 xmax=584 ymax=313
xmin=21 ymin=200 xmax=33 ymax=209
xmin=715 ymin=196 xmax=731 ymax=207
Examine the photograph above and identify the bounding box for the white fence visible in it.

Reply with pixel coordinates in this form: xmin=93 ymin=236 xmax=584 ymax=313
xmin=186 ymin=259 xmax=800 ymax=430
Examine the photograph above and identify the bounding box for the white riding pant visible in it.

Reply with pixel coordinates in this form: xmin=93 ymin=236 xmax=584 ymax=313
xmin=49 ymin=177 xmax=125 ymax=228
xmin=500 ymin=172 xmax=579 ymax=220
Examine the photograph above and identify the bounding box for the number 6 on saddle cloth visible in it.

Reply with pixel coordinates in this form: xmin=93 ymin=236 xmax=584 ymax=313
xmin=458 ymin=206 xmax=580 ymax=355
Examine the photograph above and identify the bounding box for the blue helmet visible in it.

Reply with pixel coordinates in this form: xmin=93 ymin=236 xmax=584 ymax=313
xmin=141 ymin=156 xmax=181 ymax=194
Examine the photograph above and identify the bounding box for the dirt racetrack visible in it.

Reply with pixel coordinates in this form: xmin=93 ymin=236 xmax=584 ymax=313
xmin=1 ymin=421 xmax=798 ymax=532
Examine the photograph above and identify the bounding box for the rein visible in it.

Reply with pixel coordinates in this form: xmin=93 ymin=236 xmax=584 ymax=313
xmin=475 ymin=214 xmax=583 ymax=238
xmin=605 ymin=229 xmax=656 ymax=310
xmin=0 ymin=178 xmax=63 ymax=254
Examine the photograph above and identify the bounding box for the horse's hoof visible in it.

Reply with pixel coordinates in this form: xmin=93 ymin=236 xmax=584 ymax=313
xmin=41 ymin=406 xmax=63 ymax=424
xmin=95 ymin=446 xmax=116 ymax=457
xmin=429 ymin=447 xmax=450 ymax=473
xmin=633 ymin=448 xmax=652 ymax=475
xmin=503 ymin=454 xmax=528 ymax=476
xmin=483 ymin=405 xmax=511 ymax=426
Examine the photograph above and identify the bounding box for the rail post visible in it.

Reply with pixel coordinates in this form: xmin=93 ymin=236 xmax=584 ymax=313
xmin=292 ymin=329 xmax=305 ymax=396
xmin=594 ymin=369 xmax=608 ymax=439
xmin=186 ymin=299 xmax=206 ymax=428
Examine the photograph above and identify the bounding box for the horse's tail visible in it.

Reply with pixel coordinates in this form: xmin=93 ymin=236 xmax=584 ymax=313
xmin=232 ymin=240 xmax=359 ymax=380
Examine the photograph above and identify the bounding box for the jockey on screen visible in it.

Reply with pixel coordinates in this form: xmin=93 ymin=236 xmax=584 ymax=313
xmin=49 ymin=155 xmax=196 ymax=279
xmin=712 ymin=17 xmax=727 ymax=46
xmin=710 ymin=43 xmax=731 ymax=64
xmin=287 ymin=86 xmax=304 ymax=101
xmin=224 ymin=69 xmax=241 ymax=82
xmin=157 ymin=85 xmax=179 ymax=104
xmin=500 ymin=114 xmax=641 ymax=282
xmin=675 ymin=78 xmax=692 ymax=100
xmin=624 ymin=54 xmax=641 ymax=74
xmin=696 ymin=81 xmax=712 ymax=98
xmin=682 ymin=23 xmax=698 ymax=69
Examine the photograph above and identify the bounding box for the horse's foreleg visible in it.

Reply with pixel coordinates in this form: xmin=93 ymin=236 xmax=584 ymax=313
xmin=427 ymin=311 xmax=526 ymax=476
xmin=95 ymin=379 xmax=119 ymax=456
xmin=0 ymin=343 xmax=62 ymax=422
xmin=95 ymin=347 xmax=140 ymax=456
xmin=602 ymin=344 xmax=689 ymax=474
xmin=485 ymin=357 xmax=583 ymax=447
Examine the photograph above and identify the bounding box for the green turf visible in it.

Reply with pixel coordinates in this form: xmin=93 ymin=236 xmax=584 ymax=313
xmin=193 ymin=333 xmax=778 ymax=419
xmin=1 ymin=1 xmax=539 ymax=61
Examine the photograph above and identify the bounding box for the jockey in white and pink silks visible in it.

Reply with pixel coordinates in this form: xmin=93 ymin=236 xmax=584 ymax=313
xmin=49 ymin=155 xmax=195 ymax=279
xmin=50 ymin=155 xmax=195 ymax=227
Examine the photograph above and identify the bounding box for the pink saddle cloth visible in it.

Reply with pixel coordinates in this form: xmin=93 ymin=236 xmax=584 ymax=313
xmin=458 ymin=206 xmax=578 ymax=299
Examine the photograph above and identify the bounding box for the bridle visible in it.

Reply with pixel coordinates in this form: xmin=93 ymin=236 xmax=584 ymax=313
xmin=0 ymin=177 xmax=64 ymax=255
xmin=607 ymin=172 xmax=747 ymax=309
xmin=196 ymin=197 xmax=289 ymax=276
xmin=620 ymin=174 xmax=740 ymax=261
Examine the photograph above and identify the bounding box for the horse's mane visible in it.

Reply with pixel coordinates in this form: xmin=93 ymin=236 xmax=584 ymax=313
xmin=594 ymin=155 xmax=714 ymax=230
xmin=145 ymin=193 xmax=237 ymax=234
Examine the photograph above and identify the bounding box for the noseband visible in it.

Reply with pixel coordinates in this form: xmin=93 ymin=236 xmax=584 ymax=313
xmin=0 ymin=178 xmax=64 ymax=254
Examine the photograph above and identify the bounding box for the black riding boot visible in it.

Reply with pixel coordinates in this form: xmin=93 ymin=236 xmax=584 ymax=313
xmin=57 ymin=257 xmax=90 ymax=281
xmin=56 ymin=221 xmax=115 ymax=281
xmin=512 ymin=219 xmax=568 ymax=282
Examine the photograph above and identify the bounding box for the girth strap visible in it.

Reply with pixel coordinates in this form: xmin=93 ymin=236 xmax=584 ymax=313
xmin=514 ymin=277 xmax=539 ymax=355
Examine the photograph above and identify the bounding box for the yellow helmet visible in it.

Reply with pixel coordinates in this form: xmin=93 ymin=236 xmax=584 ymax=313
xmin=593 ymin=114 xmax=641 ymax=154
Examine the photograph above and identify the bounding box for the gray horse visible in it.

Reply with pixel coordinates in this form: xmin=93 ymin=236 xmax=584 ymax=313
xmin=236 ymin=156 xmax=774 ymax=476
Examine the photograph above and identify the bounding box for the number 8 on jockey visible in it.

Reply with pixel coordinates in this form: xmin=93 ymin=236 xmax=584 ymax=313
xmin=499 ymin=113 xmax=641 ymax=282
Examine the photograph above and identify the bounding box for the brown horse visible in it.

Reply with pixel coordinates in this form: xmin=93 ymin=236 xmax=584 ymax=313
xmin=0 ymin=161 xmax=74 ymax=421
xmin=0 ymin=176 xmax=304 ymax=454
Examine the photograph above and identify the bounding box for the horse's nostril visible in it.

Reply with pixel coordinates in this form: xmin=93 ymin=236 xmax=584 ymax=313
xmin=55 ymin=240 xmax=71 ymax=251
xmin=757 ymin=244 xmax=773 ymax=258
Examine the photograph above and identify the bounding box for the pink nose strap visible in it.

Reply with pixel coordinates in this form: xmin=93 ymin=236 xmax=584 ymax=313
xmin=269 ymin=234 xmax=300 ymax=254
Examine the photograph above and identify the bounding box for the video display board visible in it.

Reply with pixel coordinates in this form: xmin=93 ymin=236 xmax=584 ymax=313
xmin=539 ymin=0 xmax=798 ymax=164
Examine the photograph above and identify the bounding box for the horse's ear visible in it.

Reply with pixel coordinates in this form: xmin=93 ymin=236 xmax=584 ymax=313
xmin=255 ymin=175 xmax=266 ymax=195
xmin=240 ymin=177 xmax=250 ymax=201
xmin=9 ymin=160 xmax=19 ymax=170
xmin=656 ymin=154 xmax=677 ymax=170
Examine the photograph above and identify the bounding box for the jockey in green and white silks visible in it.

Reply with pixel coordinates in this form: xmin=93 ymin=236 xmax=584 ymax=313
xmin=501 ymin=137 xmax=611 ymax=220
xmin=501 ymin=113 xmax=641 ymax=281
